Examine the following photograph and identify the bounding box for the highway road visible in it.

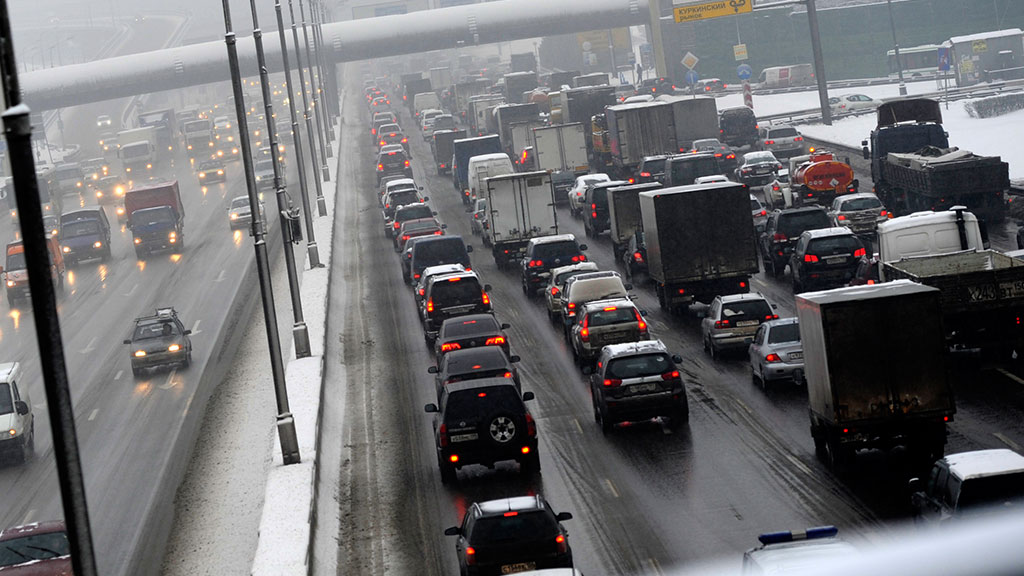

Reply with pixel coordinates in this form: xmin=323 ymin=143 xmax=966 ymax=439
xmin=321 ymin=68 xmax=1024 ymax=574
xmin=0 ymin=14 xmax=307 ymax=575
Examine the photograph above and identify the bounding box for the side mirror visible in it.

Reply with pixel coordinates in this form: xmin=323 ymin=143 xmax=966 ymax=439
xmin=522 ymin=391 xmax=535 ymax=401
xmin=555 ymin=512 xmax=573 ymax=522
xmin=465 ymin=245 xmax=473 ymax=253
xmin=15 ymin=401 xmax=28 ymax=416
xmin=509 ymin=355 xmax=521 ymax=363
xmin=908 ymin=477 xmax=922 ymax=493
xmin=424 ymin=403 xmax=439 ymax=413
xmin=581 ymin=365 xmax=594 ymax=375
xmin=183 ymin=329 xmax=192 ymax=335
xmin=484 ymin=284 xmax=492 ymax=292
xmin=672 ymin=354 xmax=683 ymax=364
xmin=444 ymin=526 xmax=460 ymax=536
xmin=861 ymin=146 xmax=870 ymax=160
xmin=624 ymin=283 xmax=634 ymax=291
xmin=123 ymin=339 xmax=132 ymax=345
xmin=639 ymin=310 xmax=649 ymax=316
xmin=500 ymin=323 xmax=511 ymax=329
xmin=441 ymin=224 xmax=448 ymax=230
xmin=578 ymin=244 xmax=588 ymax=251
xmin=427 ymin=366 xmax=438 ymax=374
xmin=432 ymin=211 xmax=438 ymax=216
xmin=771 ymin=304 xmax=778 ymax=310
xmin=421 ymin=196 xmax=430 ymax=202
xmin=418 ymin=186 xmax=425 ymax=191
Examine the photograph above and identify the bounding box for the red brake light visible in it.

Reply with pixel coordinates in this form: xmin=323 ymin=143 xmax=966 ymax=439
xmin=439 ymin=423 xmax=449 ymax=447
xmin=404 ymin=160 xmax=410 ymax=167
xmin=567 ymin=302 xmax=576 ymax=310
xmin=526 ymin=412 xmax=536 ymax=436
xmin=765 ymin=140 xmax=775 ymax=145
xmin=603 ymin=306 xmax=617 ymax=311
xmin=401 ymin=138 xmax=408 ymax=143
xmin=773 ymin=233 xmax=787 ymax=241
xmin=854 ymin=248 xmax=866 ymax=258
xmin=485 ymin=336 xmax=506 ymax=346
xmin=377 ymin=163 xmax=384 ymax=171
xmin=635 ymin=309 xmax=647 ymax=331
xmin=441 ymin=342 xmax=462 ymax=352
xmin=633 ymin=251 xmax=644 ymax=263
xmin=759 ymin=210 xmax=766 ymax=216
xmin=661 ymin=370 xmax=680 ymax=380
xmin=401 ymin=235 xmax=410 ymax=241
xmin=837 ymin=214 xmax=846 ymax=221
xmin=528 ymin=259 xmax=543 ymax=268
xmin=433 ymin=230 xmax=443 ymax=235
xmin=603 ymin=378 xmax=621 ymax=387
xmin=715 ymin=319 xmax=730 ymax=328
xmin=551 ymin=286 xmax=559 ymax=296
xmin=465 ymin=546 xmax=476 ymax=565
xmin=503 ymin=371 xmax=513 ymax=379
xmin=804 ymin=254 xmax=819 ymax=263
xmin=580 ymin=315 xmax=590 ymax=342
xmin=627 ymin=178 xmax=635 ymax=184
xmin=481 ymin=292 xmax=490 ymax=305
xmin=504 ymin=511 xmax=519 ymax=517
xmin=388 ymin=132 xmax=396 ymax=137
xmin=765 ymin=353 xmax=782 ymax=363
xmin=881 ymin=210 xmax=889 ymax=217
xmin=794 ymin=136 xmax=803 ymax=141
xmin=591 ymin=212 xmax=598 ymax=219
xmin=640 ymin=171 xmax=651 ymax=177
xmin=426 ymin=298 xmax=434 ymax=312
xmin=380 ymin=141 xmax=386 ymax=146
xmin=555 ymin=534 xmax=567 ymax=554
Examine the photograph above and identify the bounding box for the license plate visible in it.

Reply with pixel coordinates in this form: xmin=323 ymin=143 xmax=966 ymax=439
xmin=450 ymin=433 xmax=478 ymax=443
xmin=501 ymin=562 xmax=537 ymax=574
xmin=825 ymin=256 xmax=846 ymax=264
xmin=788 ymin=351 xmax=803 ymax=360
xmin=627 ymin=382 xmax=657 ymax=393
xmin=736 ymin=320 xmax=758 ymax=327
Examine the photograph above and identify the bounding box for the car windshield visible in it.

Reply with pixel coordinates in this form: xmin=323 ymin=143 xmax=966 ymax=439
xmin=0 ymin=531 xmax=71 ymax=566
xmin=61 ymin=220 xmax=99 ymax=237
xmin=254 ymin=159 xmax=274 ymax=173
xmin=433 ymin=279 xmax=484 ymax=308
xmin=470 ymin=511 xmax=557 ymax=543
xmin=5 ymin=252 xmax=25 ymax=271
xmin=769 ymin=127 xmax=799 ymax=138
xmin=231 ymin=197 xmax=250 ymax=210
xmin=122 ymin=145 xmax=149 ymax=160
xmin=692 ymin=139 xmax=721 ymax=149
xmin=957 ymin=473 xmax=1024 ymax=513
xmin=840 ymin=196 xmax=883 ymax=211
xmin=403 ymin=219 xmax=438 ymax=233
xmin=443 ymin=315 xmax=498 ymax=337
xmin=445 ymin=386 xmax=522 ymax=419
xmin=474 ymin=200 xmax=487 ymax=211
xmin=642 ymin=158 xmax=666 ymax=172
xmin=808 ymin=236 xmax=861 ymax=256
xmin=745 ymin=152 xmax=776 ymax=164
xmin=132 ymin=207 xmax=176 ymax=226
xmin=778 ymin=211 xmax=830 ymax=237
xmin=768 ymin=323 xmax=801 ymax=344
xmin=532 ymin=241 xmax=579 ymax=262
xmin=199 ymin=163 xmax=221 ymax=171
xmin=722 ymin=300 xmax=773 ymax=321
xmin=416 ymin=239 xmax=467 ymax=267
xmin=606 ymin=353 xmax=671 ymax=379
xmin=133 ymin=321 xmax=179 ymax=340
xmin=588 ymin=307 xmax=637 ymax=327
xmin=0 ymin=383 xmax=11 ymax=415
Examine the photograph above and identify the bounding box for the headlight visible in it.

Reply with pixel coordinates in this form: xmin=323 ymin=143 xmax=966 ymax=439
xmin=93 ymin=241 xmax=102 ymax=248
xmin=134 ymin=350 xmax=146 ymax=357
xmin=5 ymin=280 xmax=14 ymax=287
xmin=168 ymin=344 xmax=180 ymax=352
xmin=62 ymin=246 xmax=70 ymax=253
xmin=96 ymin=191 xmax=104 ymax=198
xmin=115 ymin=186 xmax=125 ymax=196
xmin=146 ymin=163 xmax=153 ymax=169
xmin=217 ymin=170 xmax=224 ymax=175
xmin=199 ymin=172 xmax=206 ymax=178
xmin=8 ymin=429 xmax=15 ymax=436
xmin=134 ymin=237 xmax=141 ymax=244
xmin=76 ymin=181 xmax=82 ymax=188
xmin=117 ymin=207 xmax=125 ymax=215
xmin=230 ymin=213 xmax=238 ymax=220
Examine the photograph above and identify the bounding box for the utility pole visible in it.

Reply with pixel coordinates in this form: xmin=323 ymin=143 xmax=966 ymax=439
xmin=806 ymin=0 xmax=832 ymax=125
xmin=311 ymin=1 xmax=336 ymax=137
xmin=220 ymin=0 xmax=301 ymax=465
xmin=648 ymin=0 xmax=669 ymax=78
xmin=0 ymin=1 xmax=98 ymax=574
xmin=886 ymin=0 xmax=908 ymax=96
xmin=298 ymin=0 xmax=332 ymax=176
xmin=288 ymin=0 xmax=328 ymax=216
xmin=274 ymin=0 xmax=321 ymax=269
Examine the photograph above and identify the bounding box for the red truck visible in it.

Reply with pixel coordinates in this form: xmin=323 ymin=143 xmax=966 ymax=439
xmin=3 ymin=235 xmax=65 ymax=306
xmin=124 ymin=181 xmax=185 ymax=258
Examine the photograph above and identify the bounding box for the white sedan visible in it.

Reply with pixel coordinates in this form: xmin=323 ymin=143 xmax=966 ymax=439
xmin=829 ymin=94 xmax=878 ymax=114
xmin=567 ymin=173 xmax=610 ymax=217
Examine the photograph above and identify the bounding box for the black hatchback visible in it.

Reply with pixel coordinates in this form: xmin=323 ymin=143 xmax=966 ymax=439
xmin=424 ymin=379 xmax=538 ymax=484
xmin=759 ymin=206 xmax=832 ymax=277
xmin=790 ymin=227 xmax=865 ymax=293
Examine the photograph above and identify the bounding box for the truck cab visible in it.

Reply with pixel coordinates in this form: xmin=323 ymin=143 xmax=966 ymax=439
xmin=877 ymin=207 xmax=985 ymax=271
xmin=0 ymin=362 xmax=33 ymax=463
xmin=59 ymin=208 xmax=112 ymax=265
xmin=911 ymin=449 xmax=1024 ymax=523
xmin=3 ymin=236 xmax=64 ymax=305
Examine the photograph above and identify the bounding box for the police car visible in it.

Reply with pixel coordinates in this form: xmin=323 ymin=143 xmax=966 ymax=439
xmin=742 ymin=526 xmax=858 ymax=574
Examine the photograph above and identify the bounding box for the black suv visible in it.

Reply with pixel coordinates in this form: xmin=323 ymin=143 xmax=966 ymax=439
xmin=421 ymin=272 xmax=493 ymax=343
xmin=408 ymin=235 xmax=473 ymax=285
xmin=428 ymin=346 xmax=521 ymax=402
xmin=719 ymin=106 xmax=759 ymax=148
xmin=434 ymin=314 xmax=511 ymax=364
xmin=521 ymin=234 xmax=587 ymax=299
xmin=759 ymin=206 xmax=832 ymax=277
xmin=376 ymin=148 xmax=413 ymax=185
xmin=124 ymin=307 xmax=193 ymax=377
xmin=424 ymin=378 xmax=539 ymax=484
xmin=587 ymin=340 xmax=687 ymax=434
xmin=790 ymin=227 xmax=865 ymax=293
xmin=663 ymin=152 xmax=722 ymax=187
xmin=636 ymin=155 xmax=669 ymax=184
xmin=583 ymin=180 xmax=627 ymax=238
xmin=444 ymin=495 xmax=574 ymax=576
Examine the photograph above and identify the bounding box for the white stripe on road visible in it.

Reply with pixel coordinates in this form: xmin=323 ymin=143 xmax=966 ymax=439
xmin=79 ymin=337 xmax=97 ymax=354
xmin=22 ymin=509 xmax=35 ymax=525
xmin=997 ymin=368 xmax=1024 ymax=387
xmin=122 ymin=283 xmax=137 ymax=297
xmin=88 ymin=409 xmax=99 ymax=421
xmin=994 ymin=432 xmax=1023 ymax=452
xmin=604 ymin=478 xmax=620 ymax=498
xmin=114 ymin=370 xmax=123 ymax=381
xmin=159 ymin=369 xmax=178 ymax=390
xmin=191 ymin=320 xmax=202 ymax=334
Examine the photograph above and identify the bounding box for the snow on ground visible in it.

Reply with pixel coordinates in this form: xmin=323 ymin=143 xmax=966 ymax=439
xmin=714 ymin=78 xmax=942 ymax=116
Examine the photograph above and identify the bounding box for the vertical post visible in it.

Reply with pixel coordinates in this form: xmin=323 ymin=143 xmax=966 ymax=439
xmin=220 ymin=0 xmax=301 ymax=465
xmin=310 ymin=1 xmax=336 ymax=137
xmin=247 ymin=0 xmax=312 ymax=359
xmin=886 ymin=0 xmax=908 ymax=96
xmin=0 ymin=1 xmax=98 ymax=574
xmin=274 ymin=0 xmax=320 ymax=269
xmin=648 ymin=0 xmax=668 ymax=79
xmin=299 ymin=0 xmax=332 ymax=173
xmin=288 ymin=0 xmax=327 ymax=216
xmin=806 ymin=0 xmax=832 ymax=126
xmin=607 ymin=29 xmax=616 ymax=78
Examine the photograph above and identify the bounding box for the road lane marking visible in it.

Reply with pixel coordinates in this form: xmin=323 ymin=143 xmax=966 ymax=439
xmin=604 ymin=478 xmax=620 ymax=498
xmin=159 ymin=369 xmax=178 ymax=390
xmin=997 ymin=368 xmax=1024 ymax=386
xmin=735 ymin=398 xmax=753 ymax=415
xmin=214 ymin=270 xmax=226 ymax=283
xmin=573 ymin=417 xmax=583 ymax=434
xmin=114 ymin=370 xmax=123 ymax=381
xmin=994 ymin=432 xmax=1023 ymax=452
xmin=122 ymin=283 xmax=138 ymax=297
xmin=88 ymin=409 xmax=99 ymax=421
xmin=645 ymin=558 xmax=664 ymax=576
xmin=79 ymin=337 xmax=97 ymax=354
xmin=22 ymin=509 xmax=35 ymax=525
xmin=191 ymin=320 xmax=202 ymax=334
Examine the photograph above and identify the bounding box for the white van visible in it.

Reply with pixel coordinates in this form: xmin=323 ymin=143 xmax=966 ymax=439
xmin=757 ymin=64 xmax=814 ymax=89
xmin=877 ymin=207 xmax=984 ymax=266
xmin=467 ymin=153 xmax=514 ymax=202
xmin=413 ymin=92 xmax=441 ymax=119
xmin=0 ymin=362 xmax=33 ymax=464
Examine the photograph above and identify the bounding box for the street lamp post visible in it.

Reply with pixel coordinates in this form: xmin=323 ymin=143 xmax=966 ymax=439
xmin=298 ymin=0 xmax=333 ymax=175
xmin=274 ymin=0 xmax=321 ymax=269
xmin=310 ymin=1 xmax=336 ymax=138
xmin=288 ymin=0 xmax=328 ymax=216
xmin=220 ymin=0 xmax=301 ymax=465
xmin=806 ymin=0 xmax=833 ymax=125
xmin=886 ymin=0 xmax=908 ymax=96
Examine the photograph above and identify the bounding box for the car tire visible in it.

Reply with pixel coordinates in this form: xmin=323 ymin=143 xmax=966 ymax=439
xmin=702 ymin=333 xmax=710 ymax=354
xmin=772 ymin=258 xmax=784 ymax=278
xmin=751 ymin=367 xmax=762 ymax=387
xmin=709 ymin=339 xmax=720 ymax=360
xmin=182 ymin=351 xmax=192 ymax=369
xmin=132 ymin=365 xmax=142 ymax=379
xmin=438 ymin=455 xmax=457 ymax=485
xmin=520 ymin=452 xmax=541 ymax=475
xmin=596 ymin=406 xmax=613 ymax=435
xmin=27 ymin=421 xmax=34 ymax=453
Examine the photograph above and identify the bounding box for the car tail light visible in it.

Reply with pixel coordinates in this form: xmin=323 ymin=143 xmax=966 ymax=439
xmin=503 ymin=371 xmax=513 ymax=379
xmin=634 ymin=251 xmax=644 ymax=263
xmin=591 ymin=203 xmax=596 ymax=210
xmin=603 ymin=378 xmax=621 ymax=387
xmin=880 ymin=210 xmax=889 ymax=217
xmin=627 ymin=178 xmax=635 ymax=184
xmin=419 ymin=288 xmax=425 ymax=296
xmin=551 ymin=286 xmax=559 ymax=296
xmin=714 ymin=152 xmax=723 ymax=157
xmin=661 ymin=370 xmax=680 ymax=380
xmin=404 ymin=160 xmax=410 ymax=168
xmin=764 ymin=140 xmax=775 ymax=145
xmin=401 ymin=138 xmax=408 ymax=144
xmin=640 ymin=171 xmax=651 ymax=177
xmin=635 ymin=309 xmax=647 ymax=332
xmin=804 ymin=254 xmax=819 ymax=263
xmin=556 ymin=534 xmax=567 ymax=554
xmin=836 ymin=214 xmax=846 ymax=221
xmin=772 ymin=184 xmax=780 ymax=192
xmin=773 ymin=233 xmax=787 ymax=241
xmin=526 ymin=412 xmax=536 ymax=436
xmin=572 ymin=254 xmax=586 ymax=262
xmin=854 ymin=248 xmax=866 ymax=258
xmin=465 ymin=546 xmax=476 ymax=565
xmin=426 ymin=298 xmax=434 ymax=312
xmin=580 ymin=315 xmax=590 ymax=342
xmin=727 ymin=153 xmax=735 ymax=159
xmin=765 ymin=353 xmax=782 ymax=363
xmin=739 ymin=281 xmax=747 ymax=288
xmin=371 ymin=128 xmax=376 ymax=135
xmin=759 ymin=210 xmax=767 ymax=216
xmin=439 ymin=423 xmax=449 ymax=447
xmin=592 ymin=211 xmax=598 ymax=219
xmin=401 ymin=234 xmax=410 ymax=241
xmin=449 ymin=454 xmax=459 ymax=463
xmin=567 ymin=302 xmax=576 ymax=310
xmin=481 ymin=292 xmax=490 ymax=305
xmin=715 ymin=319 xmax=730 ymax=328
xmin=766 ymin=314 xmax=779 ymax=320
xmin=441 ymin=342 xmax=462 ymax=352
xmin=485 ymin=336 xmax=505 ymax=346
xmin=393 ymin=222 xmax=401 ymax=229
xmin=794 ymin=136 xmax=804 ymax=141
xmin=377 ymin=164 xmax=383 ymax=171
xmin=433 ymin=230 xmax=443 ymax=235
xmin=379 ymin=141 xmax=386 ymax=146
xmin=528 ymin=259 xmax=543 ymax=268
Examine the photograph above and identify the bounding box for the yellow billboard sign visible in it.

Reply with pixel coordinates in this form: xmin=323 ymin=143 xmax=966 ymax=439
xmin=673 ymin=0 xmax=752 ymax=23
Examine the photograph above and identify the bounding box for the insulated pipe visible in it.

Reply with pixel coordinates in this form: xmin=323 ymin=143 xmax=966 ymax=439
xmin=20 ymin=0 xmax=649 ymax=111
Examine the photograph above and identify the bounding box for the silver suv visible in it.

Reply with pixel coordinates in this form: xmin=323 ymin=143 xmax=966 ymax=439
xmin=757 ymin=125 xmax=805 ymax=159
xmin=586 ymin=340 xmax=687 ymax=434
xmin=0 ymin=363 xmax=33 ymax=464
xmin=830 ymin=192 xmax=890 ymax=235
xmin=569 ymin=298 xmax=649 ymax=368
xmin=701 ymin=293 xmax=778 ymax=359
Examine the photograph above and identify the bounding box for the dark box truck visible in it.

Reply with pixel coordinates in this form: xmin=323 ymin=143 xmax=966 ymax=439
xmin=452 ymin=135 xmax=501 ymax=203
xmin=432 ymin=129 xmax=467 ymax=176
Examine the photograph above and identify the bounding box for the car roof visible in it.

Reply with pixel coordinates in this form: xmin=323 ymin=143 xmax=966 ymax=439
xmin=803 ymin=226 xmax=857 ymax=240
xmin=400 ymin=218 xmax=438 ymax=229
xmin=550 ymin=262 xmax=599 ymax=277
xmin=837 ymin=192 xmax=880 ymax=203
xmin=763 ymin=317 xmax=799 ymax=329
xmin=944 ymin=449 xmax=1024 ymax=481
xmin=413 ymin=235 xmax=465 ymax=249
xmin=589 ymin=180 xmax=629 ymax=191
xmin=0 ymin=362 xmax=18 ymax=383
xmin=582 ymin=297 xmax=635 ymax=313
xmin=421 ymin=263 xmax=465 ymax=278
xmin=774 ymin=205 xmax=828 ymax=216
xmin=0 ymin=520 xmax=67 ymax=542
xmin=719 ymin=292 xmax=770 ymax=304
xmin=745 ymin=536 xmax=858 ymax=571
xmin=429 ymin=269 xmax=480 ymax=285
xmin=602 ymin=339 xmax=669 ymax=358
xmin=475 ymin=495 xmax=544 ymax=517
xmin=529 ymin=234 xmax=576 ymax=246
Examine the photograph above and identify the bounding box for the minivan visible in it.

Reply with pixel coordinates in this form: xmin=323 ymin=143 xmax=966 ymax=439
xmin=467 ymin=153 xmax=514 ymax=203
xmin=59 ymin=208 xmax=112 ymax=265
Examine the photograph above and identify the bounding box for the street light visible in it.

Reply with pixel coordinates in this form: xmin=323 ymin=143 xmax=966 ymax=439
xmin=886 ymin=0 xmax=909 ymax=96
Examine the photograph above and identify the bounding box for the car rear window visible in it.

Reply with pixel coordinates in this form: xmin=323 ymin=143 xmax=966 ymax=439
xmin=840 ymin=196 xmax=883 ymax=211
xmin=588 ymin=306 xmax=637 ymax=327
xmin=402 ymin=219 xmax=438 ymax=233
xmin=590 ymin=187 xmax=608 ymax=206
xmin=470 ymin=511 xmax=557 ymax=543
xmin=721 ymin=300 xmax=773 ymax=321
xmin=807 ymin=235 xmax=861 ymax=256
xmin=442 ymin=315 xmax=497 ymax=337
xmin=532 ymin=241 xmax=580 ymax=262
xmin=388 ymin=190 xmax=419 ymax=207
xmin=768 ymin=323 xmax=801 ymax=344
xmin=415 ymin=239 xmax=468 ymax=267
xmin=432 ymin=279 xmax=484 ymax=309
xmin=445 ymin=386 xmax=522 ymax=419
xmin=768 ymin=127 xmax=799 ymax=138
xmin=397 ymin=205 xmax=432 ymax=221
xmin=751 ymin=198 xmax=763 ymax=211
xmin=957 ymin=472 xmax=1024 ymax=512
xmin=642 ymin=158 xmax=666 ymax=173
xmin=669 ymin=156 xmax=719 ymax=184
xmin=380 ymin=153 xmax=406 ymax=167
xmin=778 ymin=211 xmax=830 ymax=237
xmin=0 ymin=531 xmax=71 ymax=566
xmin=606 ymin=353 xmax=671 ymax=379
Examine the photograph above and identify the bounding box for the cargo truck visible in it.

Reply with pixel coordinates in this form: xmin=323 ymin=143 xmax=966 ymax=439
xmin=548 ymin=70 xmax=579 ymax=90
xmin=861 ymin=98 xmax=1009 ymax=221
xmin=797 ymin=281 xmax=955 ymax=472
xmin=125 ymin=181 xmax=185 ymax=258
xmin=509 ymin=120 xmax=544 ymax=167
xmin=467 ymin=95 xmax=504 ymax=137
xmin=604 ymin=101 xmax=678 ymax=177
xmin=429 ymin=67 xmax=452 ymax=96
xmin=532 ymin=123 xmax=589 ymax=199
xmin=503 ymin=72 xmax=538 ymax=104
xmin=509 ymin=52 xmax=537 ymax=74
xmin=658 ymin=95 xmax=719 ymax=153
xmin=639 ymin=182 xmax=759 ymax=311
xmin=484 ymin=171 xmax=558 ymax=269
xmin=607 ymin=182 xmax=661 ymax=260
xmin=3 ymin=236 xmax=64 ymax=306
xmin=404 ymin=78 xmax=432 ymax=112
xmin=452 ymin=135 xmax=502 ymax=203
xmin=452 ymin=79 xmax=493 ymax=123
xmin=494 ymin=103 xmax=541 ymax=156
xmin=137 ymin=108 xmax=177 ymax=153
xmin=573 ymin=73 xmax=608 ymax=88
xmin=183 ymin=119 xmax=214 ymax=158
xmin=432 ymin=129 xmax=466 ymax=175
xmin=117 ymin=126 xmax=158 ymax=176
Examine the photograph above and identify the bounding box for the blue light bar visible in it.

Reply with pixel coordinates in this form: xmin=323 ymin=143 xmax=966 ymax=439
xmin=758 ymin=526 xmax=839 ymax=545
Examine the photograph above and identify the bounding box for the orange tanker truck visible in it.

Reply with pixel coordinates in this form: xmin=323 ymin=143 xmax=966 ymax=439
xmin=790 ymin=151 xmax=858 ymax=207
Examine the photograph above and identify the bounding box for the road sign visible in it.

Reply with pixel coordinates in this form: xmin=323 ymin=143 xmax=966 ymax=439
xmin=937 ymin=47 xmax=951 ymax=71
xmin=733 ymin=43 xmax=748 ymax=61
xmin=685 ymin=70 xmax=700 ymax=85
xmin=737 ymin=63 xmax=753 ymax=80
xmin=682 ymin=51 xmax=699 ymax=70
xmin=742 ymin=80 xmax=753 ymax=109
xmin=674 ymin=0 xmax=752 ymax=23
xmin=582 ymin=41 xmax=592 ymax=52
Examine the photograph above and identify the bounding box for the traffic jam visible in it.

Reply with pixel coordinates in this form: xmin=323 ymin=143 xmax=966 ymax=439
xmin=358 ymin=59 xmax=1024 ymax=575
